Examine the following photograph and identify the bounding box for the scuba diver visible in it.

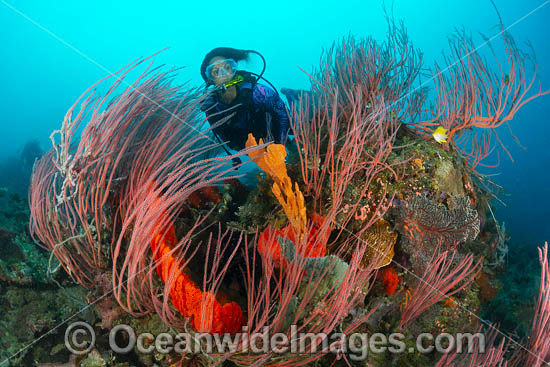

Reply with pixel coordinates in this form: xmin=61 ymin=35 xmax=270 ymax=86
xmin=200 ymin=47 xmax=293 ymax=165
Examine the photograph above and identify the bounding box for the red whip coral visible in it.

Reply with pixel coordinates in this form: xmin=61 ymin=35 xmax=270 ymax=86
xmin=29 ymin=54 xmax=254 ymax=338
xmin=399 ymin=249 xmax=482 ymax=330
xmin=414 ymin=24 xmax=549 ymax=170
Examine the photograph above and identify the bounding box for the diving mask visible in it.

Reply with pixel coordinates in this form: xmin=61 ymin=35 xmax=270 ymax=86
xmin=206 ymin=58 xmax=238 ymax=81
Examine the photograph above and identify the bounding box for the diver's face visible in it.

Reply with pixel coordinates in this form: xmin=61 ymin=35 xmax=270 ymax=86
xmin=207 ymin=57 xmax=237 ymax=86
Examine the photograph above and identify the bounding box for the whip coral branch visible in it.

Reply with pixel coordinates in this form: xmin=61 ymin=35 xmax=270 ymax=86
xmin=438 ymin=242 xmax=550 ymax=367
xmin=290 ymin=17 xmax=424 ymax=240
xmin=399 ymin=249 xmax=482 ymax=330
xmin=29 ymin=53 xmax=381 ymax=366
xmin=29 ymin=56 xmax=253 ymax=331
xmin=229 ymin=230 xmax=378 ymax=367
xmin=230 ymin=22 xmax=426 ymax=365
xmin=320 ymin=16 xmax=425 ymax=124
xmin=518 ymin=242 xmax=550 ymax=367
xmin=436 ymin=323 xmax=510 ymax=367
xmin=291 ymin=66 xmax=398 ymax=238
xmin=415 ymin=23 xmax=549 ymax=168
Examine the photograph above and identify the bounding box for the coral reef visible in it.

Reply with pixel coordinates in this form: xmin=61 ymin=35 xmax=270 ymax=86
xmin=7 ymin=12 xmax=548 ymax=367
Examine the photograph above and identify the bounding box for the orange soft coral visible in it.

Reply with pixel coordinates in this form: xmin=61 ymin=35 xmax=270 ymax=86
xmin=246 ymin=133 xmax=307 ymax=240
xmin=151 ymin=222 xmax=244 ymax=334
xmin=247 ymin=133 xmax=329 ymax=266
xmin=245 ymin=133 xmax=289 ymax=182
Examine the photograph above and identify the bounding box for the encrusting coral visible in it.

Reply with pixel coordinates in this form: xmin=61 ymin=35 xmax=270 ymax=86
xmin=337 ymin=218 xmax=397 ymax=270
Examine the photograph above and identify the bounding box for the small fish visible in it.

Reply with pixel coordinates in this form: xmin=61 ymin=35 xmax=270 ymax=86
xmin=432 ymin=126 xmax=449 ymax=144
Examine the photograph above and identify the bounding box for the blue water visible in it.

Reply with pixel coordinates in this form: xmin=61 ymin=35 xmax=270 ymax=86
xmin=1 ymin=0 xmax=549 ymax=245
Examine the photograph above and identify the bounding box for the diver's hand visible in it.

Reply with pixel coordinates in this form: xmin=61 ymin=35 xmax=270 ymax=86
xmin=232 ymin=157 xmax=242 ymax=169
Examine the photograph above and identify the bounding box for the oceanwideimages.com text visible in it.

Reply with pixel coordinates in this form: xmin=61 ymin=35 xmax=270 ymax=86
xmin=65 ymin=322 xmax=488 ymax=361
